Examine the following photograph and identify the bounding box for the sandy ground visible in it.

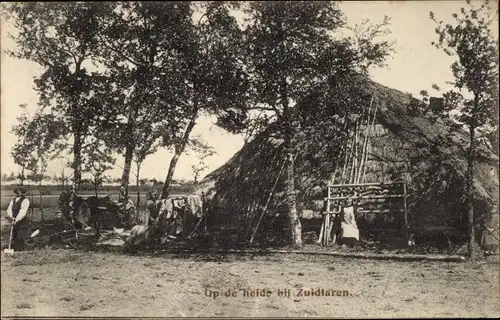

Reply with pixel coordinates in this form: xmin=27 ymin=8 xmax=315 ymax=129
xmin=1 ymin=248 xmax=499 ymax=318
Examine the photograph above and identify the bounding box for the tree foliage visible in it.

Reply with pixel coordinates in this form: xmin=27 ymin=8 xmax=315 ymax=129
xmin=189 ymin=136 xmax=217 ymax=183
xmin=430 ymin=0 xmax=498 ymax=131
xmin=159 ymin=1 xmax=249 ymax=198
xmin=11 ymin=104 xmax=68 ymax=184
xmin=429 ymin=0 xmax=499 ymax=259
xmin=94 ymin=2 xmax=194 ymax=200
xmin=4 ymin=2 xmax=113 ymax=192
xmin=82 ymin=137 xmax=116 ymax=196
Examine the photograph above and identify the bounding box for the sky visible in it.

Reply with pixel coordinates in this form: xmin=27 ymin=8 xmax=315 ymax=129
xmin=1 ymin=1 xmax=497 ymax=183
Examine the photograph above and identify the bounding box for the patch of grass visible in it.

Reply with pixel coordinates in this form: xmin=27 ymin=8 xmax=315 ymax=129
xmin=11 ymin=252 xmax=83 ymax=266
xmin=60 ymin=296 xmax=74 ymax=302
xmin=79 ymin=303 xmax=94 ymax=311
xmin=265 ymin=303 xmax=280 ymax=310
xmin=16 ymin=302 xmax=33 ymax=309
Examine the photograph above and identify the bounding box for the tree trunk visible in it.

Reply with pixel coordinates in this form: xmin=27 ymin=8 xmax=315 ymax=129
xmin=20 ymin=166 xmax=25 ymax=185
xmin=284 ymin=129 xmax=302 ymax=247
xmin=120 ymin=144 xmax=134 ymax=201
xmin=120 ymin=112 xmax=137 ymax=202
xmin=39 ymin=180 xmax=44 ymax=222
xmin=94 ymin=177 xmax=98 ymax=197
xmin=467 ymin=107 xmax=477 ymax=260
xmin=162 ymin=151 xmax=181 ymax=199
xmin=281 ymin=77 xmax=302 ymax=247
xmin=161 ymin=108 xmax=198 ymax=199
xmin=72 ymin=125 xmax=82 ymax=194
xmin=136 ymin=162 xmax=141 ymax=209
xmin=71 ymin=62 xmax=83 ymax=195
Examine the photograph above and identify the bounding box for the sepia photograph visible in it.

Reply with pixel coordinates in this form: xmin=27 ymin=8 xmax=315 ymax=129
xmin=1 ymin=1 xmax=499 ymax=318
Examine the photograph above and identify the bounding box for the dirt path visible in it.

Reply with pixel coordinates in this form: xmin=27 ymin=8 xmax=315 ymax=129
xmin=1 ymin=249 xmax=499 ymax=318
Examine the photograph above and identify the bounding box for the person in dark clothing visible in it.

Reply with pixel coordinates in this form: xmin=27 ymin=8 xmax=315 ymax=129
xmin=55 ymin=186 xmax=79 ymax=233
xmin=6 ymin=186 xmax=31 ymax=251
xmin=144 ymin=189 xmax=160 ymax=227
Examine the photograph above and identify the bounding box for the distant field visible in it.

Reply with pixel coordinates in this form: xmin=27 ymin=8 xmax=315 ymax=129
xmin=0 ymin=183 xmax=195 ymax=196
xmin=0 ymin=192 xmax=188 ymax=213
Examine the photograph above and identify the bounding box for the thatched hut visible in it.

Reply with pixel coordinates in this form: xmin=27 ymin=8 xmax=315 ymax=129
xmin=197 ymin=75 xmax=498 ymax=243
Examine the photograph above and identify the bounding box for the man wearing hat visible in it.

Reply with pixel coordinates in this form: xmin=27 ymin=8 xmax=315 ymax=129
xmin=6 ymin=186 xmax=31 ymax=251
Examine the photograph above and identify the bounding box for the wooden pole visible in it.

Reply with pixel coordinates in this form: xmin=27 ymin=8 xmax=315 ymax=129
xmin=325 ymin=186 xmax=333 ymax=246
xmin=361 ymin=104 xmax=379 ymax=182
xmin=403 ymin=164 xmax=408 ymax=229
xmin=323 ymin=212 xmax=330 ymax=246
xmin=27 ymin=179 xmax=35 ymax=231
xmin=249 ymin=161 xmax=286 ymax=244
xmin=348 ymin=123 xmax=357 ymax=184
xmin=354 ymin=124 xmax=359 ymax=184
xmin=243 ymin=200 xmax=259 ymax=240
xmin=357 ymin=95 xmax=375 ymax=184
xmin=361 ymin=102 xmax=380 ymax=184
xmin=352 ymin=97 xmax=371 ymax=183
xmin=39 ymin=180 xmax=44 ymax=224
xmin=202 ymin=191 xmax=207 ymax=234
xmin=317 ymin=213 xmax=325 ymax=244
xmin=328 ymin=181 xmax=405 ymax=188
xmin=340 ymin=131 xmax=352 ymax=184
xmin=188 ymin=214 xmax=205 ymax=239
xmin=330 ymin=116 xmax=350 ymax=184
xmin=351 ymin=115 xmax=363 ymax=184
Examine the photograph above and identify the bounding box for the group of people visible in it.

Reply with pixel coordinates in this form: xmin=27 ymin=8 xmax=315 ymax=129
xmin=142 ymin=189 xmax=179 ymax=236
xmin=4 ymin=185 xmax=500 ymax=254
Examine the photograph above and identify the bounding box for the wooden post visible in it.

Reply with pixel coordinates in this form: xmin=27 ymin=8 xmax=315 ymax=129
xmin=354 ymin=124 xmax=359 ymax=184
xmin=349 ymin=123 xmax=357 ymax=184
xmin=403 ymin=164 xmax=408 ymax=229
xmin=188 ymin=214 xmax=205 ymax=239
xmin=324 ymin=212 xmax=330 ymax=246
xmin=27 ymin=180 xmax=35 ymax=231
xmin=331 ymin=116 xmax=350 ymax=183
xmin=38 ymin=181 xmax=44 ymax=224
xmin=244 ymin=200 xmax=259 ymax=240
xmin=324 ymin=186 xmax=332 ymax=246
xmin=202 ymin=192 xmax=207 ymax=234
xmin=357 ymin=95 xmax=375 ymax=184
xmin=341 ymin=125 xmax=355 ymax=184
xmin=249 ymin=161 xmax=286 ymax=244
xmin=361 ymin=101 xmax=379 ymax=184
xmin=183 ymin=201 xmax=188 ymax=239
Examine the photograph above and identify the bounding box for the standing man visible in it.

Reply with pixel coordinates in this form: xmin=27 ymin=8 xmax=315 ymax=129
xmin=6 ymin=186 xmax=31 ymax=251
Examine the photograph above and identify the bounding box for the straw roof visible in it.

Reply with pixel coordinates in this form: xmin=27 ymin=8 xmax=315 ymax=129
xmin=197 ymin=75 xmax=499 ymax=234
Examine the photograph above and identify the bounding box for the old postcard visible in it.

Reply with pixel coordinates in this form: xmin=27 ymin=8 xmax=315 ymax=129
xmin=1 ymin=1 xmax=499 ymax=318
